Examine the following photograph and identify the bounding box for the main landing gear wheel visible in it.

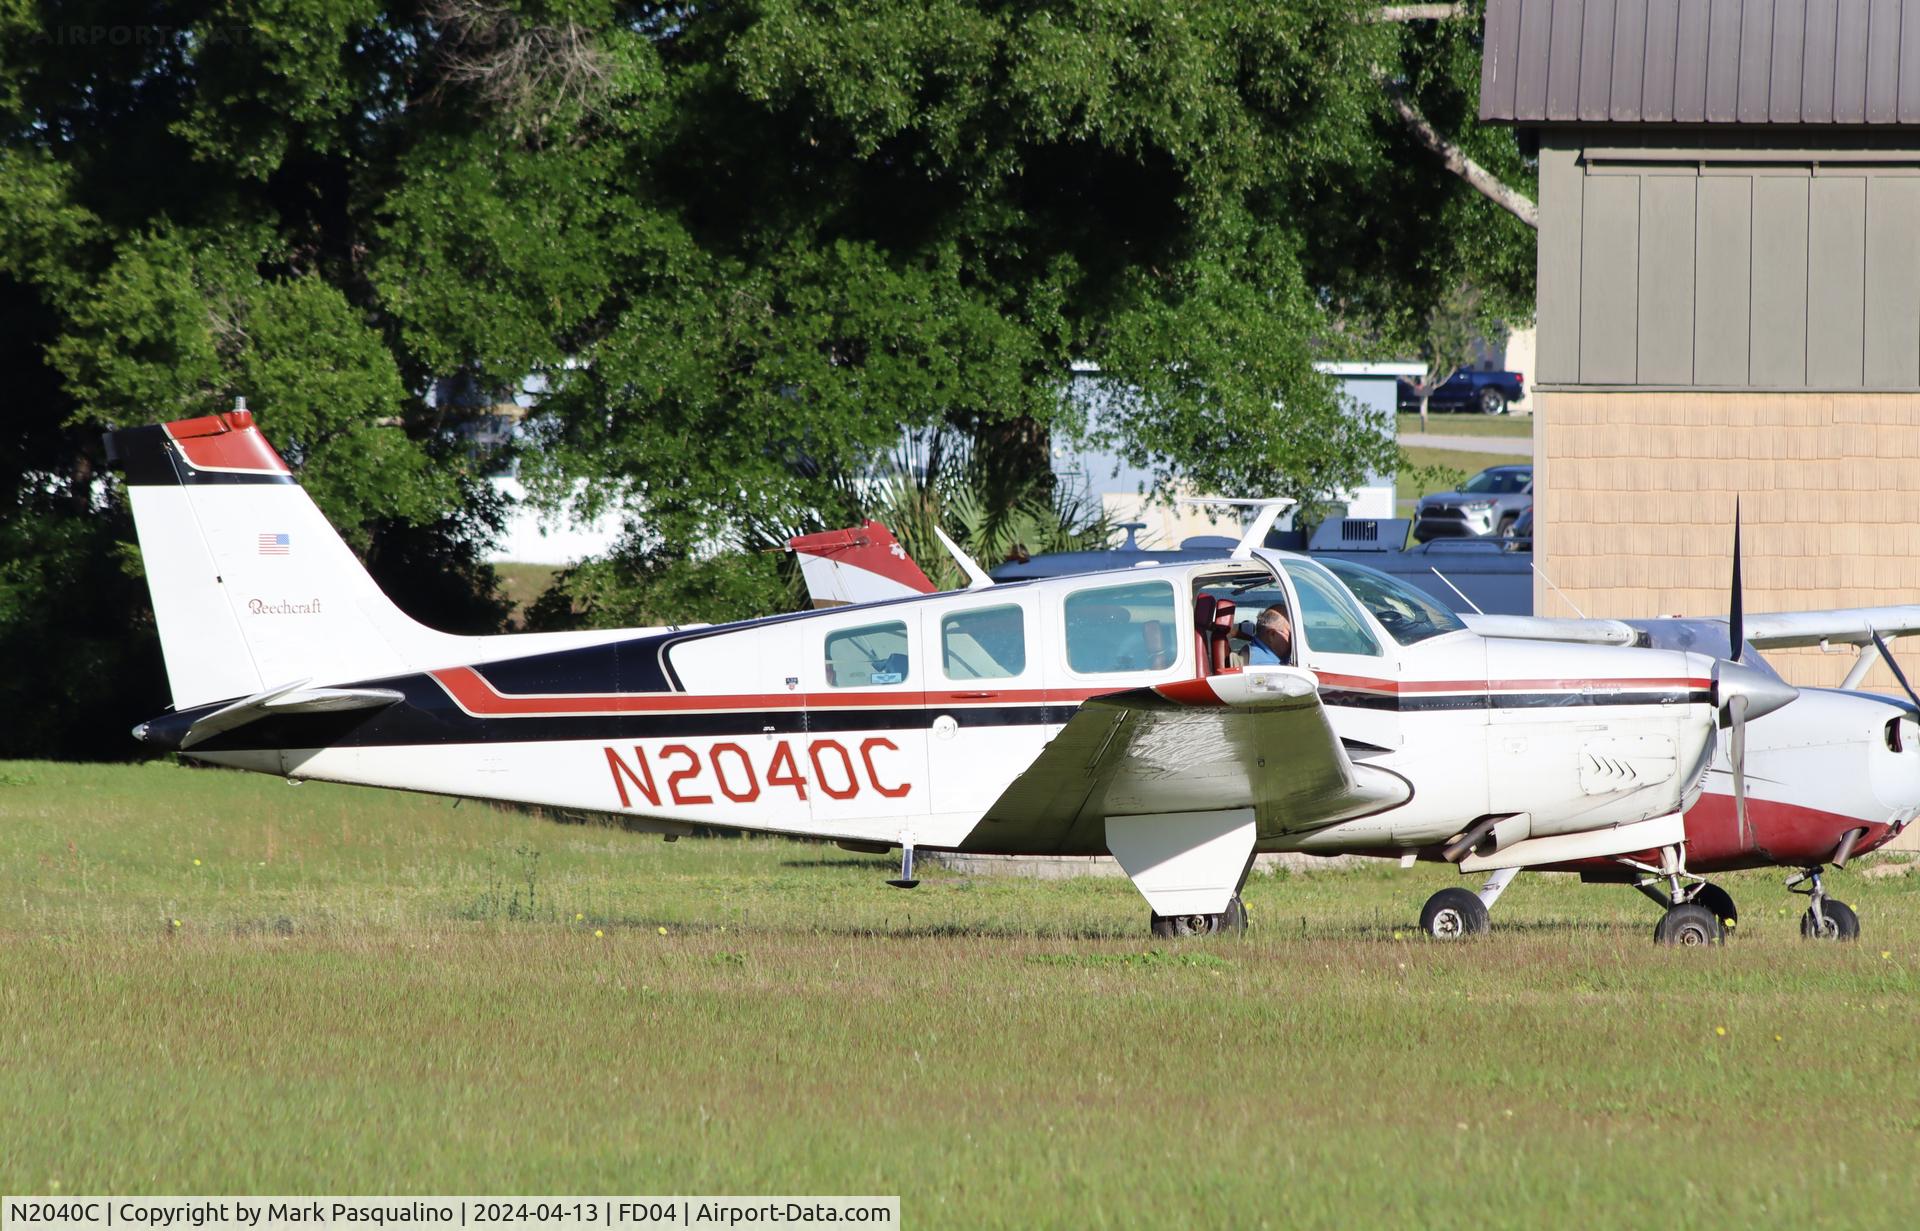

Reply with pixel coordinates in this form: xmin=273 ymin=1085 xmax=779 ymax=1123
xmin=1419 ymin=888 xmax=1490 ymax=940
xmin=1692 ymin=883 xmax=1739 ymax=934
xmin=1150 ymin=895 xmax=1247 ymax=939
xmin=1653 ymin=902 xmax=1723 ymax=946
xmin=1801 ymin=899 xmax=1860 ymax=941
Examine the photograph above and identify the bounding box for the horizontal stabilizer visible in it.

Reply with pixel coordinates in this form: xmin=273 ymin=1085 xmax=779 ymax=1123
xmin=173 ymin=679 xmax=403 ymax=749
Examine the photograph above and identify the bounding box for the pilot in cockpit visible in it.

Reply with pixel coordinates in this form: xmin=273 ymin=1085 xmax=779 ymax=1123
xmin=1247 ymin=604 xmax=1294 ymax=666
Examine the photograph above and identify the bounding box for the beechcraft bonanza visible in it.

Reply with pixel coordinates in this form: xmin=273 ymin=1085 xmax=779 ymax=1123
xmin=114 ymin=408 xmax=1805 ymax=941
xmin=795 ymin=514 xmax=1920 ymax=944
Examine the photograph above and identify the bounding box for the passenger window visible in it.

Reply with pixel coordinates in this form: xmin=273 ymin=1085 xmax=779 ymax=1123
xmin=825 ymin=621 xmax=910 ymax=687
xmin=1064 ymin=581 xmax=1178 ymax=674
xmin=942 ymin=605 xmax=1026 ymax=680
xmin=1280 ymin=563 xmax=1384 ymax=658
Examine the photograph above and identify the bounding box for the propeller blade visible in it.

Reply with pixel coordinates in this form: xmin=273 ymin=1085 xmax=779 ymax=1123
xmin=1728 ymin=693 xmax=1750 ymax=847
xmin=1729 ymin=498 xmax=1744 ymax=662
xmin=1869 ymin=629 xmax=1920 ymax=712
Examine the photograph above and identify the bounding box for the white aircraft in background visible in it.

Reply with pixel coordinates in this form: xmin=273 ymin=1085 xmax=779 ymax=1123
xmin=110 ymin=408 xmax=1797 ymax=941
xmin=791 ymin=517 xmax=1920 ymax=944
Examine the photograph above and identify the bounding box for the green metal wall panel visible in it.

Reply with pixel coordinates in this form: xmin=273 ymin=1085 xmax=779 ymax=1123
xmin=1808 ymin=176 xmax=1868 ymax=386
xmin=1637 ymin=173 xmax=1698 ymax=382
xmin=1864 ymin=175 xmax=1920 ymax=386
xmin=1749 ymin=174 xmax=1810 ymax=386
xmin=1693 ymin=175 xmax=1754 ymax=385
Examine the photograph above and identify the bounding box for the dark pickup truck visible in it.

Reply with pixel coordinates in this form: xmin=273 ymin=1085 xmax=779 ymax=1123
xmin=1396 ymin=369 xmax=1525 ymax=416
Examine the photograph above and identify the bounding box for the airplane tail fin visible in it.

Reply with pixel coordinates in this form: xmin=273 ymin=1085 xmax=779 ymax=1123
xmin=105 ymin=407 xmax=638 ymax=712
xmin=788 ymin=520 xmax=938 ymax=607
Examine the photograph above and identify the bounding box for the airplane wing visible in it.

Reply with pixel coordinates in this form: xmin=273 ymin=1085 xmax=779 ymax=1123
xmin=968 ymin=668 xmax=1410 ymax=855
xmin=1463 ymin=614 xmax=1638 ymax=645
xmin=1742 ymin=606 xmax=1920 ymax=649
xmin=1463 ymin=607 xmax=1920 ymax=653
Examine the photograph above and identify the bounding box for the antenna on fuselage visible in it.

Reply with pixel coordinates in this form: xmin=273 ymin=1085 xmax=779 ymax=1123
xmin=1178 ymin=497 xmax=1299 ymax=560
xmin=933 ymin=525 xmax=995 ymax=590
xmin=1428 ymin=567 xmax=1485 ymax=615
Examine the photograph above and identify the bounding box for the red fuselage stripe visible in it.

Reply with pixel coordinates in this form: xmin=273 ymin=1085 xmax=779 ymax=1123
xmin=431 ymin=667 xmax=1125 ymax=716
xmin=432 ymin=665 xmax=1714 ymax=719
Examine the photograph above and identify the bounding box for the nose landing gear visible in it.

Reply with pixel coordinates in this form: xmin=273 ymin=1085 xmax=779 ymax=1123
xmin=1788 ymin=866 xmax=1860 ymax=941
xmin=1626 ymin=845 xmax=1726 ymax=945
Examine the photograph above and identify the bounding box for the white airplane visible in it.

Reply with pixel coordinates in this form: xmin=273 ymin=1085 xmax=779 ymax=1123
xmin=109 ymin=408 xmax=1797 ymax=940
xmin=790 ymin=518 xmax=1920 ymax=944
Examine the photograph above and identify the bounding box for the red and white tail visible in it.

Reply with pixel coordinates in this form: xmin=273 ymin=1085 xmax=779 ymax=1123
xmin=106 ymin=408 xmax=640 ymax=710
xmin=788 ymin=520 xmax=937 ymax=607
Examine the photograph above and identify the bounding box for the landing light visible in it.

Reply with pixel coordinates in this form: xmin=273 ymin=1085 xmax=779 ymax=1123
xmin=1248 ymin=670 xmax=1316 ymax=698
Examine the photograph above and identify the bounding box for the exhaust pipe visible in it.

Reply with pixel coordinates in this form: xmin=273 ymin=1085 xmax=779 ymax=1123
xmin=1442 ymin=816 xmax=1502 ymax=864
xmin=1832 ymin=826 xmax=1868 ymax=869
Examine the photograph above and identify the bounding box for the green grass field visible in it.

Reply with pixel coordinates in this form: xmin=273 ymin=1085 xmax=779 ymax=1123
xmin=5 ymin=760 xmax=1920 ymax=1227
xmin=1397 ymin=444 xmax=1525 ymax=515
xmin=1396 ymin=411 xmax=1534 ymax=439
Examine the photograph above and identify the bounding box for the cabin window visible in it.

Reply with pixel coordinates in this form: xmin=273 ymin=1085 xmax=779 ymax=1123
xmin=1063 ymin=581 xmax=1178 ymax=674
xmin=825 ymin=621 xmax=910 ymax=687
xmin=942 ymin=605 xmax=1027 ymax=680
xmin=1280 ymin=562 xmax=1384 ymax=658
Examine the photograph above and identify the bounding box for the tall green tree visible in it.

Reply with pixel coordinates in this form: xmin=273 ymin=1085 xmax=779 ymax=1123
xmin=0 ymin=1 xmax=1532 ymax=756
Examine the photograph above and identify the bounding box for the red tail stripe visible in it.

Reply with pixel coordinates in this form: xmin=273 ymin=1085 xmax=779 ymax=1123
xmin=163 ymin=411 xmax=292 ymax=474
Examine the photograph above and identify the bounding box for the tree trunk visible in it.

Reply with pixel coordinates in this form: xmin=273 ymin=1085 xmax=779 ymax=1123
xmin=969 ymin=413 xmax=1054 ymax=498
xmin=1419 ymin=393 xmax=1430 ymax=434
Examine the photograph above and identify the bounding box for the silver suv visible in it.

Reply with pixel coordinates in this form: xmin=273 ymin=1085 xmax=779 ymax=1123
xmin=1413 ymin=465 xmax=1533 ymax=541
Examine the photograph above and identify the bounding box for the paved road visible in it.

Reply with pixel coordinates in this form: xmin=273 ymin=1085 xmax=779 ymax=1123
xmin=1399 ymin=432 xmax=1532 ymax=457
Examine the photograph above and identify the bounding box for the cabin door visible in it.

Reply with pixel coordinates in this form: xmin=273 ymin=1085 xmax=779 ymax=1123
xmin=920 ymin=596 xmax=1047 ymax=842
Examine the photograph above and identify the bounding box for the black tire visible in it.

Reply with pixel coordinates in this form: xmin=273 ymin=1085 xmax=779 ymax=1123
xmin=1478 ymin=387 xmax=1508 ymax=415
xmin=1653 ymin=902 xmax=1723 ymax=946
xmin=1692 ymin=883 xmax=1739 ymax=934
xmin=1800 ymin=899 xmax=1860 ymax=941
xmin=1149 ymin=895 xmax=1247 ymax=939
xmin=1496 ymin=514 xmax=1517 ymax=538
xmin=1420 ymin=888 xmax=1490 ymax=940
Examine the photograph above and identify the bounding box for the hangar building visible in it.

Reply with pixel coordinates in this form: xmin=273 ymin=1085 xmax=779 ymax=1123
xmin=1482 ymin=0 xmax=1920 ymax=692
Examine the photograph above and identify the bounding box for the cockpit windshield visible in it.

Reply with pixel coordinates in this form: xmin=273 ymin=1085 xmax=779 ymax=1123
xmin=1318 ymin=559 xmax=1468 ymax=647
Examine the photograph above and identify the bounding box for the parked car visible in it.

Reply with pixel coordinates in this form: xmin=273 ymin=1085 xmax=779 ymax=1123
xmin=1413 ymin=464 xmax=1533 ymax=541
xmin=1396 ymin=368 xmax=1526 ymax=415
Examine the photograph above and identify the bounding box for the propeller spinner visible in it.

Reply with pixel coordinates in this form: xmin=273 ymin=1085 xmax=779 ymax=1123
xmin=1717 ymin=500 xmax=1797 ymax=842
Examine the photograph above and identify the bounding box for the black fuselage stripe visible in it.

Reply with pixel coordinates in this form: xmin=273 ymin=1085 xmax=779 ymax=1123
xmin=175 ymin=687 xmax=1711 ymax=753
xmin=1320 ymin=688 xmax=1712 ymax=712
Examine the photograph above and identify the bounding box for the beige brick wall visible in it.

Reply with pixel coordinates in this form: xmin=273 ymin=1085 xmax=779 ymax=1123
xmin=1538 ymin=390 xmax=1920 ymax=692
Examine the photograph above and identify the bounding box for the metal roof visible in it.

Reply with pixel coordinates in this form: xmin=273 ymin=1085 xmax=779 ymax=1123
xmin=1480 ymin=0 xmax=1920 ymax=125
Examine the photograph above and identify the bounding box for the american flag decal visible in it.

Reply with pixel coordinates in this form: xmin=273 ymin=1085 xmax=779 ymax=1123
xmin=257 ymin=533 xmax=290 ymax=555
